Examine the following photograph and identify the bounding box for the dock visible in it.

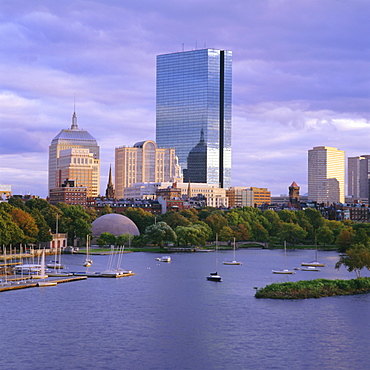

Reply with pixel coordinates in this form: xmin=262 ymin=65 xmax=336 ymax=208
xmin=0 ymin=276 xmax=87 ymax=292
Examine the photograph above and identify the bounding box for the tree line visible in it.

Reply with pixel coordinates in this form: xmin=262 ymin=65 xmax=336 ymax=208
xmin=3 ymin=197 xmax=370 ymax=252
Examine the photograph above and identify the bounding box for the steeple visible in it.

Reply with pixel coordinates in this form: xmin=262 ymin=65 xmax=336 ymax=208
xmin=105 ymin=165 xmax=115 ymax=199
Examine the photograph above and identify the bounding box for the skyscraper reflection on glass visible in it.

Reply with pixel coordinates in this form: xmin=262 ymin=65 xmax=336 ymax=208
xmin=156 ymin=48 xmax=232 ymax=188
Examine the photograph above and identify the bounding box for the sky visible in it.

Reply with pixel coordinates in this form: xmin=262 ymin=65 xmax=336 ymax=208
xmin=1 ymin=0 xmax=369 ymax=198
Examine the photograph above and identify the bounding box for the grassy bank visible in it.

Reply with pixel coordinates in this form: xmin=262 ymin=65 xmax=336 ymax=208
xmin=255 ymin=278 xmax=370 ymax=299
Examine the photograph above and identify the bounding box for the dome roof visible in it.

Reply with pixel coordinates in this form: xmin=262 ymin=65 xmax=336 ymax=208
xmin=91 ymin=214 xmax=140 ymax=237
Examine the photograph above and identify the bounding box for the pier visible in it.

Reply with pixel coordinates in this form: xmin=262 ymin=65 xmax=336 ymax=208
xmin=0 ymin=276 xmax=87 ymax=292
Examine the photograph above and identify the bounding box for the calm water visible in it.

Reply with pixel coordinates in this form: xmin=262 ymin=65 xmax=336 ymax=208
xmin=1 ymin=249 xmax=369 ymax=370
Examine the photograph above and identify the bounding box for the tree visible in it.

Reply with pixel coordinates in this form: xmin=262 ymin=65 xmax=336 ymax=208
xmin=354 ymin=228 xmax=369 ymax=247
xmin=335 ymin=244 xmax=370 ymax=278
xmin=316 ymin=226 xmax=334 ymax=247
xmin=97 ymin=232 xmax=117 ymax=247
xmin=175 ymin=222 xmax=211 ymax=246
xmin=124 ymin=207 xmax=155 ymax=234
xmin=251 ymin=222 xmax=269 ymax=242
xmin=336 ymin=227 xmax=355 ymax=253
xmin=58 ymin=204 xmax=91 ymax=246
xmin=277 ymin=210 xmax=297 ymax=224
xmin=0 ymin=211 xmax=24 ymax=245
xmin=144 ymin=221 xmax=176 ymax=247
xmin=162 ymin=212 xmax=191 ymax=229
xmin=205 ymin=212 xmax=228 ymax=236
xmin=219 ymin=226 xmax=235 ymax=242
xmin=10 ymin=208 xmax=39 ymax=244
xmin=277 ymin=223 xmax=308 ymax=246
xmin=116 ymin=234 xmax=130 ymax=246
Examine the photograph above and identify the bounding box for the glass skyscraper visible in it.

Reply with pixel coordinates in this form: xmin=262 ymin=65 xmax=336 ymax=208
xmin=156 ymin=48 xmax=232 ymax=188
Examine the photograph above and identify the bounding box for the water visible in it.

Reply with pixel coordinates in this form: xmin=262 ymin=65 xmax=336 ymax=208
xmin=1 ymin=249 xmax=369 ymax=370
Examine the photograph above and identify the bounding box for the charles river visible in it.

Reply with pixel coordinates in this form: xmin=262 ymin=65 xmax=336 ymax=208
xmin=1 ymin=248 xmax=370 ymax=370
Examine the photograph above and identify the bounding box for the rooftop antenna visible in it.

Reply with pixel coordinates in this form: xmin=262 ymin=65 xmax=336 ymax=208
xmin=195 ymin=39 xmax=198 ymax=50
xmin=182 ymin=43 xmax=184 ymax=52
xmin=71 ymin=94 xmax=78 ymax=130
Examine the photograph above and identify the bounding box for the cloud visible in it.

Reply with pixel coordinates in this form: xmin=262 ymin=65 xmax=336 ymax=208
xmin=0 ymin=0 xmax=369 ymax=198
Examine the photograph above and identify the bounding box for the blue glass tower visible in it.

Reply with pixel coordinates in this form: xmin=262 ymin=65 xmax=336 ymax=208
xmin=156 ymin=48 xmax=232 ymax=188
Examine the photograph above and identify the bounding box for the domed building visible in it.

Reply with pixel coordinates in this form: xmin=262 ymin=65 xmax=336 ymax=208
xmin=91 ymin=213 xmax=140 ymax=238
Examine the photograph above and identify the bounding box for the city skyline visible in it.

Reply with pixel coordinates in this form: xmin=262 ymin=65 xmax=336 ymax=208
xmin=1 ymin=1 xmax=369 ymax=198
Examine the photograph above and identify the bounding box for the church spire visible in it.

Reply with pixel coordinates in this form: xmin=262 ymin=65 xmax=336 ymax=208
xmin=105 ymin=165 xmax=115 ymax=199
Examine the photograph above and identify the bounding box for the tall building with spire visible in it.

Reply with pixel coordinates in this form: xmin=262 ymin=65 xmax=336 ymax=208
xmin=48 ymin=111 xmax=100 ymax=197
xmin=156 ymin=48 xmax=232 ymax=188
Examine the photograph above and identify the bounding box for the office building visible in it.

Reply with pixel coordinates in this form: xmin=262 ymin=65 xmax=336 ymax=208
xmin=348 ymin=155 xmax=370 ymax=201
xmin=308 ymin=146 xmax=345 ymax=204
xmin=49 ymin=111 xmax=100 ymax=197
xmin=156 ymin=48 xmax=232 ymax=188
xmin=115 ymin=140 xmax=182 ymax=199
xmin=226 ymin=186 xmax=271 ymax=208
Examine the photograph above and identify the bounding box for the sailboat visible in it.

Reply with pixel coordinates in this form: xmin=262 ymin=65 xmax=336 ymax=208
xmin=272 ymin=241 xmax=296 ymax=274
xmin=37 ymin=250 xmax=57 ymax=286
xmin=301 ymin=237 xmax=325 ymax=267
xmin=83 ymin=235 xmax=93 ymax=267
xmin=207 ymin=234 xmax=222 ymax=282
xmin=47 ymin=215 xmax=68 ymax=275
xmin=223 ymin=238 xmax=242 ymax=265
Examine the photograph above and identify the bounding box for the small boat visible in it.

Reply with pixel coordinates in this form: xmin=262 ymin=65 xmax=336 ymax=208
xmin=301 ymin=266 xmax=321 ymax=272
xmin=272 ymin=269 xmax=296 ymax=274
xmin=33 ymin=250 xmax=49 ymax=280
xmin=223 ymin=238 xmax=242 ymax=265
xmin=207 ymin=272 xmax=222 ymax=282
xmin=37 ymin=281 xmax=58 ymax=287
xmin=301 ymin=261 xmax=325 ymax=267
xmin=156 ymin=256 xmax=171 ymax=262
xmin=83 ymin=235 xmax=93 ymax=267
xmin=207 ymin=234 xmax=222 ymax=282
xmin=301 ymin=240 xmax=325 ymax=267
xmin=272 ymin=241 xmax=295 ymax=274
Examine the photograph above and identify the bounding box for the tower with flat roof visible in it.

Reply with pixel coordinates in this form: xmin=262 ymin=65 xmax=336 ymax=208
xmin=156 ymin=48 xmax=232 ymax=188
xmin=308 ymin=146 xmax=345 ymax=204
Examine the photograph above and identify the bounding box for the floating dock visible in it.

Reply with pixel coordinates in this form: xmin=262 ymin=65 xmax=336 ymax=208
xmin=0 ymin=276 xmax=87 ymax=292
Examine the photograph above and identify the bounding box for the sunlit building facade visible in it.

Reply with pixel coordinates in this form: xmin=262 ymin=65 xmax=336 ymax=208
xmin=115 ymin=140 xmax=182 ymax=199
xmin=156 ymin=48 xmax=232 ymax=188
xmin=49 ymin=112 xmax=100 ymax=197
xmin=308 ymin=146 xmax=345 ymax=204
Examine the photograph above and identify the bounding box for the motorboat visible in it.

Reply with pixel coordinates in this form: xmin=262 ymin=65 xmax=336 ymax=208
xmin=207 ymin=235 xmax=222 ymax=282
xmin=206 ymin=272 xmax=222 ymax=282
xmin=301 ymin=261 xmax=325 ymax=267
xmin=272 ymin=269 xmax=296 ymax=274
xmin=301 ymin=266 xmax=321 ymax=272
xmin=156 ymin=256 xmax=171 ymax=262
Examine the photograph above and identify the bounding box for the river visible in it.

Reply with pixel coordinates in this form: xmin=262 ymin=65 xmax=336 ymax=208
xmin=0 ymin=249 xmax=369 ymax=370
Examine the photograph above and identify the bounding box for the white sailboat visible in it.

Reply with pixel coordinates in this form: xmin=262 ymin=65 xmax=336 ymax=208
xmin=301 ymin=237 xmax=325 ymax=267
xmin=37 ymin=250 xmax=57 ymax=286
xmin=223 ymin=238 xmax=242 ymax=265
xmin=272 ymin=241 xmax=296 ymax=274
xmin=83 ymin=235 xmax=93 ymax=267
xmin=207 ymin=234 xmax=222 ymax=282
xmin=47 ymin=215 xmax=67 ymax=274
